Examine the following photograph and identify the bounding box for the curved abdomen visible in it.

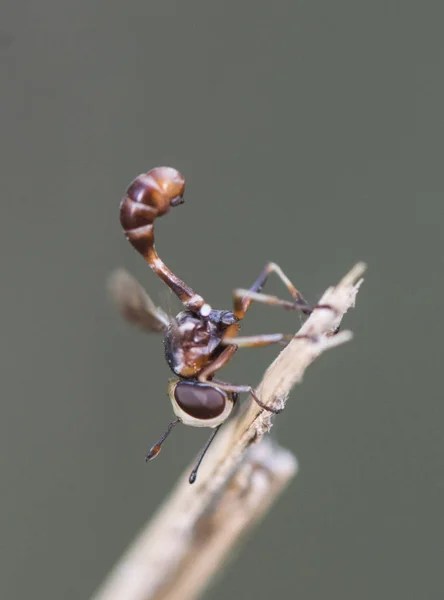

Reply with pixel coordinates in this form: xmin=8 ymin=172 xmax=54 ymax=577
xmin=120 ymin=167 xmax=205 ymax=313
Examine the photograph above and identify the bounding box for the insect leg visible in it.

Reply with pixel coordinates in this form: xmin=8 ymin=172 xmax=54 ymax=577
xmin=222 ymin=332 xmax=317 ymax=348
xmin=233 ymin=262 xmax=313 ymax=319
xmin=197 ymin=345 xmax=239 ymax=382
xmin=211 ymin=381 xmax=285 ymax=415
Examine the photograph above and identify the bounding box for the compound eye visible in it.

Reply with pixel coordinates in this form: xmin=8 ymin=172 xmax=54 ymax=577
xmin=174 ymin=381 xmax=226 ymax=420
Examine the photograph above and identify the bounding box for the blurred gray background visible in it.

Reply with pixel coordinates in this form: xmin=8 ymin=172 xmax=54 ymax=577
xmin=1 ymin=2 xmax=442 ymax=599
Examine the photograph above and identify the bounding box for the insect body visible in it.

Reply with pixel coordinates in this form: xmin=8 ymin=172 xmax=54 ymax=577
xmin=111 ymin=166 xmax=329 ymax=483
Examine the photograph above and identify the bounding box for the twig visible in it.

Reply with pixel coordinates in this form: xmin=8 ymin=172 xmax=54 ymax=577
xmin=92 ymin=262 xmax=366 ymax=600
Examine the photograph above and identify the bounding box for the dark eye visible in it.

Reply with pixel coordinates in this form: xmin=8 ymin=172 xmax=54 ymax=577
xmin=174 ymin=381 xmax=226 ymax=419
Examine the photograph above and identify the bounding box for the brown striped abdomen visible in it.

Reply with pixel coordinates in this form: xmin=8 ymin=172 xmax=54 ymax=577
xmin=120 ymin=166 xmax=185 ymax=258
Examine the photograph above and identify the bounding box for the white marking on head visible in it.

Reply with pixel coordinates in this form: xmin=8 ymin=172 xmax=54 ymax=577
xmin=200 ymin=303 xmax=212 ymax=317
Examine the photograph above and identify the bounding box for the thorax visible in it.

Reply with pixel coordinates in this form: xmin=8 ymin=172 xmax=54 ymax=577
xmin=164 ymin=309 xmax=239 ymax=378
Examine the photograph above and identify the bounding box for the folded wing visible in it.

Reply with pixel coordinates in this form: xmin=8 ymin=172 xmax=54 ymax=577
xmin=108 ymin=269 xmax=169 ymax=332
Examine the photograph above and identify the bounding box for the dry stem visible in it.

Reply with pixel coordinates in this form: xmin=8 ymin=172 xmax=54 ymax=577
xmin=92 ymin=263 xmax=366 ymax=600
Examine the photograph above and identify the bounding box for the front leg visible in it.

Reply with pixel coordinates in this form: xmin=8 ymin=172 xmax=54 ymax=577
xmin=213 ymin=331 xmax=319 ymax=412
xmin=211 ymin=380 xmax=284 ymax=414
xmin=197 ymin=346 xmax=282 ymax=414
xmin=222 ymin=332 xmax=317 ymax=348
xmin=197 ymin=345 xmax=238 ymax=382
xmin=233 ymin=261 xmax=312 ymax=319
